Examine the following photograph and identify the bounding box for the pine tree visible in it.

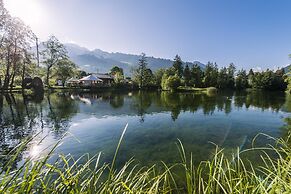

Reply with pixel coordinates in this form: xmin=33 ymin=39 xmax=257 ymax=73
xmin=190 ymin=64 xmax=203 ymax=87
xmin=183 ymin=64 xmax=191 ymax=86
xmin=172 ymin=55 xmax=184 ymax=78
xmin=133 ymin=53 xmax=153 ymax=88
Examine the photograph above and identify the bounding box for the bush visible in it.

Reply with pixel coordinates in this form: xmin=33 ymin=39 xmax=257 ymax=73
xmin=162 ymin=74 xmax=181 ymax=91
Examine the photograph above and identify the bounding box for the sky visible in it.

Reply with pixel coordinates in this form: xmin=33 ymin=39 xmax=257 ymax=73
xmin=3 ymin=0 xmax=291 ymax=70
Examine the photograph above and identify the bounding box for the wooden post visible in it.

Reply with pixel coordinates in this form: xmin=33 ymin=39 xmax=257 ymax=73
xmin=36 ymin=37 xmax=40 ymax=67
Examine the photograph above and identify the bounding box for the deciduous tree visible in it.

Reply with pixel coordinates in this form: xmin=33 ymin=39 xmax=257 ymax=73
xmin=41 ymin=36 xmax=67 ymax=87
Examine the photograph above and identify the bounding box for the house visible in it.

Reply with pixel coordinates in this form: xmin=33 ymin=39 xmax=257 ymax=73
xmin=93 ymin=73 xmax=115 ymax=86
xmin=66 ymin=78 xmax=80 ymax=87
xmin=79 ymin=75 xmax=103 ymax=86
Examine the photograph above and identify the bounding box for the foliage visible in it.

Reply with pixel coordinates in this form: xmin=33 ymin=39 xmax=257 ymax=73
xmin=226 ymin=63 xmax=236 ymax=88
xmin=132 ymin=53 xmax=154 ymax=88
xmin=55 ymin=58 xmax=77 ymax=86
xmin=41 ymin=36 xmax=68 ymax=87
xmin=250 ymin=69 xmax=287 ymax=90
xmin=235 ymin=69 xmax=248 ymax=89
xmin=153 ymin=68 xmax=166 ymax=87
xmin=162 ymin=74 xmax=181 ymax=91
xmin=172 ymin=55 xmax=184 ymax=78
xmin=0 ymin=1 xmax=35 ymax=90
xmin=203 ymin=62 xmax=219 ymax=87
xmin=287 ymin=76 xmax=291 ymax=93
xmin=76 ymin=70 xmax=87 ymax=79
xmin=183 ymin=64 xmax=191 ymax=86
xmin=217 ymin=67 xmax=228 ymax=89
xmin=110 ymin=66 xmax=124 ymax=83
xmin=154 ymin=60 xmax=287 ymax=91
xmin=190 ymin=64 xmax=203 ymax=87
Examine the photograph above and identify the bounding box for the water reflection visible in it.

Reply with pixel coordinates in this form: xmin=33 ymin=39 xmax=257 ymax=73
xmin=0 ymin=91 xmax=78 ymax=169
xmin=0 ymin=90 xmax=289 ymax=169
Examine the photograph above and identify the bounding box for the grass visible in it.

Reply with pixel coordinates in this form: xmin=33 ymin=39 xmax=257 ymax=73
xmin=0 ymin=126 xmax=290 ymax=193
xmin=177 ymin=86 xmax=208 ymax=92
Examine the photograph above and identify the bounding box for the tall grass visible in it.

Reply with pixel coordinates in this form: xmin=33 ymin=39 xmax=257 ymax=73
xmin=0 ymin=126 xmax=290 ymax=193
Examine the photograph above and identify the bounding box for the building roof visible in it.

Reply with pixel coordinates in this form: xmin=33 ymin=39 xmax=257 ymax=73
xmin=67 ymin=77 xmax=80 ymax=83
xmin=79 ymin=75 xmax=103 ymax=82
xmin=94 ymin=73 xmax=114 ymax=80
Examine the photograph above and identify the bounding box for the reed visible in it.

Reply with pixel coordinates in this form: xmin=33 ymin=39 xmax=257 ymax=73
xmin=0 ymin=126 xmax=290 ymax=193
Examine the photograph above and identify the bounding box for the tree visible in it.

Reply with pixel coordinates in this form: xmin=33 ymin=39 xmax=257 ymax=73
xmin=226 ymin=63 xmax=236 ymax=88
xmin=132 ymin=53 xmax=153 ymax=88
xmin=190 ymin=64 xmax=203 ymax=87
xmin=172 ymin=55 xmax=183 ymax=78
xmin=110 ymin=66 xmax=124 ymax=76
xmin=110 ymin=66 xmax=124 ymax=83
xmin=217 ymin=67 xmax=228 ymax=89
xmin=248 ymin=69 xmax=255 ymax=87
xmin=249 ymin=69 xmax=287 ymax=90
xmin=41 ymin=36 xmax=67 ymax=87
xmin=154 ymin=68 xmax=165 ymax=88
xmin=166 ymin=75 xmax=181 ymax=90
xmin=203 ymin=62 xmax=218 ymax=87
xmin=162 ymin=74 xmax=180 ymax=91
xmin=0 ymin=2 xmax=34 ymax=90
xmin=235 ymin=69 xmax=248 ymax=89
xmin=183 ymin=64 xmax=191 ymax=86
xmin=55 ymin=58 xmax=77 ymax=87
xmin=76 ymin=70 xmax=87 ymax=78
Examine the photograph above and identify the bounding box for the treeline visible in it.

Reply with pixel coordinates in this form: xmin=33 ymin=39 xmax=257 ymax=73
xmin=132 ymin=53 xmax=288 ymax=91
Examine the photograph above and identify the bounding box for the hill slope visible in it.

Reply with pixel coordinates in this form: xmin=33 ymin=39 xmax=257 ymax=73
xmin=64 ymin=43 xmax=205 ymax=75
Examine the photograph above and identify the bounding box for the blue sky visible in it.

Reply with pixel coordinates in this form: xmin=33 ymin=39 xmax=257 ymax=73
xmin=4 ymin=0 xmax=291 ymax=70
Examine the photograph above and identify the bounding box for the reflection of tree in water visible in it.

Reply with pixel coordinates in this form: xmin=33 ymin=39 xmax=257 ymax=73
xmin=282 ymin=93 xmax=291 ymax=113
xmin=129 ymin=90 xmax=287 ymax=122
xmin=281 ymin=116 xmax=291 ymax=147
xmin=46 ymin=92 xmax=79 ymax=138
xmin=245 ymin=90 xmax=286 ymax=111
xmin=0 ymin=90 xmax=288 ymax=169
xmin=159 ymin=92 xmax=232 ymax=120
xmin=109 ymin=93 xmax=124 ymax=109
xmin=131 ymin=91 xmax=153 ymax=122
xmin=0 ymin=92 xmax=78 ymax=170
xmin=0 ymin=92 xmax=44 ymax=170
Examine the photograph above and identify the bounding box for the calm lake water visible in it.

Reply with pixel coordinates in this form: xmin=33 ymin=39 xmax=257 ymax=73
xmin=0 ymin=90 xmax=290 ymax=169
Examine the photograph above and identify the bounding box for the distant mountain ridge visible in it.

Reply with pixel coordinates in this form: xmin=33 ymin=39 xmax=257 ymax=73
xmin=283 ymin=64 xmax=291 ymax=74
xmin=64 ymin=43 xmax=205 ymax=75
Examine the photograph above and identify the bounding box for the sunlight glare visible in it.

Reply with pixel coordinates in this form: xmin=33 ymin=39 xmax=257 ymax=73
xmin=29 ymin=144 xmax=41 ymax=158
xmin=4 ymin=0 xmax=44 ymax=27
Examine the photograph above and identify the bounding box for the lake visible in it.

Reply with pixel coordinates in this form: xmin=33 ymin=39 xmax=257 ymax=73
xmin=0 ymin=90 xmax=290 ymax=169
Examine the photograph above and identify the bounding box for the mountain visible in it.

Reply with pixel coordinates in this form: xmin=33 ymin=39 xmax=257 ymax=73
xmin=64 ymin=43 xmax=205 ymax=75
xmin=283 ymin=64 xmax=291 ymax=74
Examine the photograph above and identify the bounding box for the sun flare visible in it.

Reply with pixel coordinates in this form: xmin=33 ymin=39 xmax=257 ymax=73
xmin=4 ymin=0 xmax=43 ymax=27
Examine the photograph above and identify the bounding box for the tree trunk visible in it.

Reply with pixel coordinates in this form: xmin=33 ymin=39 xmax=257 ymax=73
xmin=46 ymin=66 xmax=51 ymax=88
xmin=9 ymin=71 xmax=15 ymax=89
xmin=0 ymin=94 xmax=3 ymax=124
xmin=3 ymin=61 xmax=11 ymax=90
xmin=21 ymin=62 xmax=26 ymax=90
xmin=3 ymin=48 xmax=12 ymax=90
xmin=10 ymin=41 xmax=18 ymax=90
xmin=36 ymin=37 xmax=40 ymax=67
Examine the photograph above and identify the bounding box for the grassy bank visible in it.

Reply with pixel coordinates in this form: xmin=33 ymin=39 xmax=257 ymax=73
xmin=177 ymin=86 xmax=218 ymax=95
xmin=0 ymin=126 xmax=290 ymax=193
